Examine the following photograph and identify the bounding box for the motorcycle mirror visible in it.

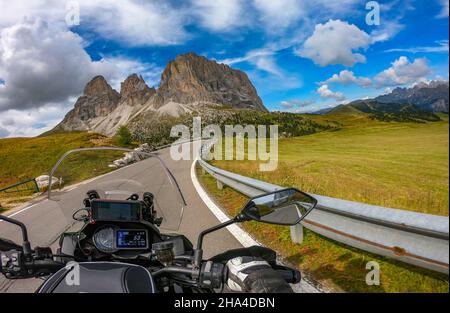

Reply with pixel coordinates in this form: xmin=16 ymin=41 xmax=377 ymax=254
xmin=240 ymin=188 xmax=317 ymax=226
xmin=72 ymin=208 xmax=91 ymax=222
xmin=0 ymin=215 xmax=32 ymax=257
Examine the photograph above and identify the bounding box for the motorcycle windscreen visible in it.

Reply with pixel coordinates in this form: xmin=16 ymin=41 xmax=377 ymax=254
xmin=48 ymin=148 xmax=185 ymax=231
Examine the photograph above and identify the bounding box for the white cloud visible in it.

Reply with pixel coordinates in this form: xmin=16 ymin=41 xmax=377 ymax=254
xmin=437 ymin=0 xmax=449 ymax=18
xmin=384 ymin=40 xmax=449 ymax=53
xmin=79 ymin=0 xmax=188 ymax=46
xmin=321 ymin=70 xmax=372 ymax=87
xmin=0 ymin=1 xmax=189 ymax=47
xmin=192 ymin=0 xmax=248 ymax=32
xmin=280 ymin=99 xmax=315 ymax=109
xmin=370 ymin=20 xmax=405 ymax=43
xmin=317 ymin=84 xmax=345 ymax=100
xmin=99 ymin=56 xmax=163 ymax=90
xmin=252 ymin=0 xmax=305 ymax=30
xmin=220 ymin=49 xmax=283 ymax=76
xmin=0 ymin=103 xmax=72 ymax=137
xmin=374 ymin=56 xmax=431 ymax=87
xmin=296 ymin=19 xmax=371 ymax=67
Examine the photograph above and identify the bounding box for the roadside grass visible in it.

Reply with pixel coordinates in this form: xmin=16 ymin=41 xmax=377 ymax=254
xmin=210 ymin=116 xmax=449 ymax=216
xmin=0 ymin=132 xmax=121 ymax=210
xmin=197 ymin=166 xmax=449 ymax=293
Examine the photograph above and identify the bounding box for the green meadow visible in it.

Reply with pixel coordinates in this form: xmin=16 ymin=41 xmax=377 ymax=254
xmin=211 ymin=113 xmax=449 ymax=216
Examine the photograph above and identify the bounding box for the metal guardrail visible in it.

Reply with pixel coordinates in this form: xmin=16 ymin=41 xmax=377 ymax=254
xmin=197 ymin=142 xmax=449 ymax=274
xmin=0 ymin=178 xmax=39 ymax=194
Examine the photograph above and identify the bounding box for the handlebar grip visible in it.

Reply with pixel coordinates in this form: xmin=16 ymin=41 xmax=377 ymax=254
xmin=199 ymin=261 xmax=226 ymax=289
xmin=26 ymin=259 xmax=64 ymax=276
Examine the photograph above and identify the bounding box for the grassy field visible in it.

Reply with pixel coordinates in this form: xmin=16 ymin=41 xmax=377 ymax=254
xmin=197 ymin=167 xmax=449 ymax=293
xmin=210 ymin=114 xmax=449 ymax=216
xmin=0 ymin=132 xmax=118 ymax=210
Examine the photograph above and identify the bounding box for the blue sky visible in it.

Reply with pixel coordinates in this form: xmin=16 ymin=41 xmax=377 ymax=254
xmin=0 ymin=0 xmax=448 ymax=137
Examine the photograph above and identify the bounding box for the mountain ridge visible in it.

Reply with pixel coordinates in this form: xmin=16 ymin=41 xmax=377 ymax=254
xmin=51 ymin=53 xmax=267 ymax=136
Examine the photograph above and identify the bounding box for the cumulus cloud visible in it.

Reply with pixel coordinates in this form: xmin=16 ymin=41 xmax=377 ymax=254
xmin=296 ymin=19 xmax=371 ymax=67
xmin=374 ymin=56 xmax=431 ymax=88
xmin=0 ymin=18 xmax=160 ymax=113
xmin=317 ymin=85 xmax=345 ymax=100
xmin=0 ymin=18 xmax=117 ymax=111
xmin=321 ymin=70 xmax=372 ymax=87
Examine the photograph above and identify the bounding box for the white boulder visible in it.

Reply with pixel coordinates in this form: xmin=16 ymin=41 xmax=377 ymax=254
xmin=35 ymin=175 xmax=60 ymax=189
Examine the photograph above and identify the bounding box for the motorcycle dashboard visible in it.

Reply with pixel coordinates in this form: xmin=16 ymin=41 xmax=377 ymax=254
xmin=91 ymin=199 xmax=141 ymax=222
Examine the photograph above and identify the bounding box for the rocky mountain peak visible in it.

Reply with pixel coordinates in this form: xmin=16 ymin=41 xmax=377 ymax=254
xmin=120 ymin=74 xmax=154 ymax=98
xmin=83 ymin=75 xmax=117 ymax=97
xmin=375 ymin=80 xmax=449 ymax=113
xmin=153 ymin=52 xmax=267 ymax=111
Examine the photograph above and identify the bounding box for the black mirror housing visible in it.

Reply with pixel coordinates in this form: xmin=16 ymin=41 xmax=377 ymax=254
xmin=240 ymin=188 xmax=317 ymax=226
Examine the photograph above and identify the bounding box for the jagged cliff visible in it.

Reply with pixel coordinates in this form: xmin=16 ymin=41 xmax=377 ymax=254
xmin=152 ymin=53 xmax=267 ymax=111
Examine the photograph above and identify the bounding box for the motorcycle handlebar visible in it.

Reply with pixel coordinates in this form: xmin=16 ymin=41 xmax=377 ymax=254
xmin=0 ymin=249 xmax=64 ymax=279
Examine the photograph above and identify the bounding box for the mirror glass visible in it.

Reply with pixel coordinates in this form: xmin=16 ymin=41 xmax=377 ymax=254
xmin=242 ymin=188 xmax=317 ymax=225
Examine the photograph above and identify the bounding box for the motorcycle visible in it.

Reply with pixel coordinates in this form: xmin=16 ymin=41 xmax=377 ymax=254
xmin=0 ymin=147 xmax=317 ymax=293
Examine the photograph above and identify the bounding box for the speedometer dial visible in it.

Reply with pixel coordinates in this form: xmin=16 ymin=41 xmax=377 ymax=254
xmin=93 ymin=227 xmax=116 ymax=253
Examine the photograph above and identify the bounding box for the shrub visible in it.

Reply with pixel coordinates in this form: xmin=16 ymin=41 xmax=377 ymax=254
xmin=114 ymin=126 xmax=133 ymax=147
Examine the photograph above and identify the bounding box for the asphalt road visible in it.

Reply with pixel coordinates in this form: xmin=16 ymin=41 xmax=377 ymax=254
xmin=0 ymin=144 xmax=242 ymax=292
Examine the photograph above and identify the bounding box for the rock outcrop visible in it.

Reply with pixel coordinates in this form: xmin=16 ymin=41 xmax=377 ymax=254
xmin=120 ymin=74 xmax=156 ymax=104
xmin=53 ymin=76 xmax=120 ymax=132
xmin=152 ymin=53 xmax=267 ymax=112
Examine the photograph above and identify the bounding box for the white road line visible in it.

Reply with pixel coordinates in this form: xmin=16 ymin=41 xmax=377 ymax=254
xmin=3 ymin=200 xmax=48 ymax=219
xmin=190 ymin=157 xmax=262 ymax=248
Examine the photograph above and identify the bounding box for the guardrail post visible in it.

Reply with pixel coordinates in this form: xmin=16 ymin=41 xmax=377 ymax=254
xmin=33 ymin=178 xmax=40 ymax=193
xmin=217 ymin=180 xmax=224 ymax=190
xmin=290 ymin=224 xmax=303 ymax=244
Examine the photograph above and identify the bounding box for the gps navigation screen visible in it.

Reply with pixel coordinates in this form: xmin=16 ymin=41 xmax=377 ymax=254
xmin=92 ymin=200 xmax=141 ymax=222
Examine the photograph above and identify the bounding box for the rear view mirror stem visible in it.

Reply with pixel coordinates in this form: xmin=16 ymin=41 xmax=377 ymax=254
xmin=193 ymin=213 xmax=249 ymax=268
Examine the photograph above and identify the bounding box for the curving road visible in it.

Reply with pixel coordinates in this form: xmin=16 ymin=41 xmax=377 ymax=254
xmin=0 ymin=143 xmax=316 ymax=293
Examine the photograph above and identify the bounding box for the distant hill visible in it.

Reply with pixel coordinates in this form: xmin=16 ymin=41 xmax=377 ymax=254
xmin=375 ymin=81 xmax=449 ymax=113
xmin=327 ymin=99 xmax=441 ymax=123
xmin=323 ymin=81 xmax=448 ymax=122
